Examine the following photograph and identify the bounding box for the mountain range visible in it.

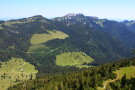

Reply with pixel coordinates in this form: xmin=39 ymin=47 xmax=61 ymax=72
xmin=0 ymin=13 xmax=135 ymax=74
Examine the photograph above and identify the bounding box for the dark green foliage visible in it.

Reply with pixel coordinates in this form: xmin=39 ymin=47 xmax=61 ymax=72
xmin=110 ymin=75 xmax=135 ymax=90
xmin=8 ymin=58 xmax=135 ymax=90
xmin=121 ymin=74 xmax=127 ymax=88
xmin=0 ymin=14 xmax=135 ymax=75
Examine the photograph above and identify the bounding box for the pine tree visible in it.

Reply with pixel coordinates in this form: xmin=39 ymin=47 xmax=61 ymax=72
xmin=121 ymin=74 xmax=126 ymax=88
xmin=30 ymin=73 xmax=33 ymax=80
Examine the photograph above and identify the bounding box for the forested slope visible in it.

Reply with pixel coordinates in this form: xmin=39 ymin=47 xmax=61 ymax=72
xmin=0 ymin=14 xmax=134 ymax=75
xmin=9 ymin=58 xmax=135 ymax=90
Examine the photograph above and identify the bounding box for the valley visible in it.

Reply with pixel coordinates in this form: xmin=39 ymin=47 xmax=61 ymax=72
xmin=1 ymin=0 xmax=135 ymax=89
xmin=0 ymin=13 xmax=135 ymax=90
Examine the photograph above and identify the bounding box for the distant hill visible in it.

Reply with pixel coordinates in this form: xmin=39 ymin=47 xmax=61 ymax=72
xmin=53 ymin=13 xmax=135 ymax=48
xmin=123 ymin=20 xmax=135 ymax=32
xmin=0 ymin=13 xmax=135 ymax=74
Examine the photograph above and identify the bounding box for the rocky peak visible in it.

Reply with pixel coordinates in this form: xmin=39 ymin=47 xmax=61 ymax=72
xmin=87 ymin=16 xmax=98 ymax=20
xmin=123 ymin=20 xmax=135 ymax=26
xmin=53 ymin=13 xmax=85 ymax=22
xmin=64 ymin=13 xmax=85 ymax=19
xmin=65 ymin=13 xmax=84 ymax=17
xmin=53 ymin=13 xmax=99 ymax=22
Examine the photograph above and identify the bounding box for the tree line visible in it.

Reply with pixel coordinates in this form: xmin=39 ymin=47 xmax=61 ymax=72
xmin=9 ymin=58 xmax=135 ymax=90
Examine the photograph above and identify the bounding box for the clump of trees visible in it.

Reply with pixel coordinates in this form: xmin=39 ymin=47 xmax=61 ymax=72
xmin=9 ymin=58 xmax=135 ymax=90
xmin=110 ymin=74 xmax=135 ymax=90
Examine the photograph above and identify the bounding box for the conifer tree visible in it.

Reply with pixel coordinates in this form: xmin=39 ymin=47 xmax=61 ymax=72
xmin=121 ymin=74 xmax=126 ymax=88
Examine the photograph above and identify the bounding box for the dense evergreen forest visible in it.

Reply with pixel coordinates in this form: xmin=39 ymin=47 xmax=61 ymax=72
xmin=110 ymin=75 xmax=135 ymax=90
xmin=9 ymin=58 xmax=135 ymax=90
xmin=0 ymin=14 xmax=135 ymax=89
xmin=0 ymin=14 xmax=135 ymax=74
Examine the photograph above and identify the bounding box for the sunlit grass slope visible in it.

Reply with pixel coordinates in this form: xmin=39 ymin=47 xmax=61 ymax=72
xmin=97 ymin=66 xmax=135 ymax=90
xmin=56 ymin=52 xmax=94 ymax=68
xmin=114 ymin=66 xmax=135 ymax=79
xmin=0 ymin=58 xmax=38 ymax=90
xmin=30 ymin=30 xmax=69 ymax=45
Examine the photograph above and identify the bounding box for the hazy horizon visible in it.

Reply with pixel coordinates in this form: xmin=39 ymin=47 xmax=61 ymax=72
xmin=1 ymin=0 xmax=135 ymax=21
xmin=0 ymin=14 xmax=134 ymax=22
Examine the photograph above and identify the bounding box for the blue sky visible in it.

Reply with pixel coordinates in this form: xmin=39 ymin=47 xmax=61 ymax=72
xmin=0 ymin=0 xmax=135 ymax=20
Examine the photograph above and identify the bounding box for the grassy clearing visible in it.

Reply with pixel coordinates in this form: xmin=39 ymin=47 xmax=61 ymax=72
xmin=97 ymin=66 xmax=135 ymax=90
xmin=56 ymin=52 xmax=94 ymax=68
xmin=13 ymin=62 xmax=37 ymax=73
xmin=114 ymin=66 xmax=135 ymax=79
xmin=30 ymin=30 xmax=69 ymax=45
xmin=0 ymin=58 xmax=38 ymax=90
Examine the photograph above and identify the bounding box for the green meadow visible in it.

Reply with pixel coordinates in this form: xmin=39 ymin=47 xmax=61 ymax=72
xmin=0 ymin=58 xmax=38 ymax=90
xmin=56 ymin=52 xmax=94 ymax=68
xmin=97 ymin=66 xmax=135 ymax=90
xmin=30 ymin=30 xmax=69 ymax=45
xmin=114 ymin=66 xmax=135 ymax=79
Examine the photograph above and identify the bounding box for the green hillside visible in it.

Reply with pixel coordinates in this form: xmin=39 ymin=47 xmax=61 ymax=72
xmin=0 ymin=15 xmax=134 ymax=74
xmin=9 ymin=58 xmax=135 ymax=90
xmin=97 ymin=66 xmax=135 ymax=90
xmin=56 ymin=52 xmax=94 ymax=68
xmin=30 ymin=30 xmax=69 ymax=45
xmin=114 ymin=66 xmax=135 ymax=79
xmin=109 ymin=66 xmax=135 ymax=89
xmin=0 ymin=58 xmax=38 ymax=90
xmin=28 ymin=44 xmax=48 ymax=53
